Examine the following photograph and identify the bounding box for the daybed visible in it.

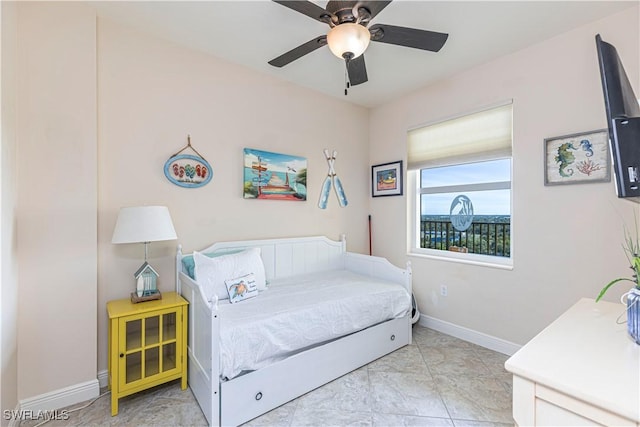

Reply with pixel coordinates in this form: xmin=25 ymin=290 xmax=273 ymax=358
xmin=175 ymin=235 xmax=412 ymax=427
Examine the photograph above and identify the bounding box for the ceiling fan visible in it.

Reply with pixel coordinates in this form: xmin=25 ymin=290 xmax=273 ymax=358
xmin=268 ymin=1 xmax=449 ymax=91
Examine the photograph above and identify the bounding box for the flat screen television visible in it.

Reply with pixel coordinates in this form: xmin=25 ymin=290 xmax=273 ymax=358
xmin=595 ymin=34 xmax=640 ymax=201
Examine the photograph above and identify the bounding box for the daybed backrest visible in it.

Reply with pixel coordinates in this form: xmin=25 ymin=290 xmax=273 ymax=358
xmin=180 ymin=235 xmax=346 ymax=281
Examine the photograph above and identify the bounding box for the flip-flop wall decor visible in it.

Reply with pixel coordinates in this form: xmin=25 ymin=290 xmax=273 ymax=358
xmin=164 ymin=135 xmax=212 ymax=188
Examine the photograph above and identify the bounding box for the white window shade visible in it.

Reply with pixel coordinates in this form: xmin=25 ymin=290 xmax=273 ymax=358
xmin=408 ymin=103 xmax=512 ymax=170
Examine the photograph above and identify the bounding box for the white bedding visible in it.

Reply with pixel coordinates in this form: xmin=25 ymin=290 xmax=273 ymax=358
xmin=217 ymin=269 xmax=411 ymax=380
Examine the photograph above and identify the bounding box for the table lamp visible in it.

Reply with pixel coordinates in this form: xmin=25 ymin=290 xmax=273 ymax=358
xmin=112 ymin=206 xmax=177 ymax=302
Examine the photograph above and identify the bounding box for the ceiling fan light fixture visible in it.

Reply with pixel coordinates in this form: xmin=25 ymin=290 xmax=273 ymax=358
xmin=327 ymin=23 xmax=371 ymax=59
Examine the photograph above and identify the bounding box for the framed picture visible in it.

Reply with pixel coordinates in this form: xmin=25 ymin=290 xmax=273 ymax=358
xmin=164 ymin=136 xmax=212 ymax=188
xmin=544 ymin=129 xmax=610 ymax=186
xmin=243 ymin=148 xmax=307 ymax=201
xmin=372 ymin=161 xmax=403 ymax=197
xmin=164 ymin=154 xmax=212 ymax=188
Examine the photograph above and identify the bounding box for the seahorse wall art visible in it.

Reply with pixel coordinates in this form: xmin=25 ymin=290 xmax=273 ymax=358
xmin=554 ymin=142 xmax=577 ymax=177
xmin=554 ymin=139 xmax=601 ymax=178
xmin=579 ymin=139 xmax=594 ymax=157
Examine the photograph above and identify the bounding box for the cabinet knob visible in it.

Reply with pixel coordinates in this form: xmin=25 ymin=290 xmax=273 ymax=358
xmin=390 ymin=334 xmax=396 ymax=341
xmin=255 ymin=392 xmax=263 ymax=401
xmin=119 ymin=353 xmax=124 ymax=358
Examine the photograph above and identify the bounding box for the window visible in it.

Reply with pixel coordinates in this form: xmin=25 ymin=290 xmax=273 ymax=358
xmin=408 ymin=103 xmax=512 ymax=266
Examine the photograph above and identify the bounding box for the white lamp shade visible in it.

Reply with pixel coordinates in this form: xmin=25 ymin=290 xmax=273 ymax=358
xmin=327 ymin=23 xmax=371 ymax=59
xmin=112 ymin=206 xmax=177 ymax=244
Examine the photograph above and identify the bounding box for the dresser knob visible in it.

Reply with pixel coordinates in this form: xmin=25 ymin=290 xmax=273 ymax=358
xmin=390 ymin=334 xmax=395 ymax=341
xmin=255 ymin=392 xmax=263 ymax=401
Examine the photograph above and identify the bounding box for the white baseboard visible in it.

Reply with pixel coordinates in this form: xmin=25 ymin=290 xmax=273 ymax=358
xmin=97 ymin=369 xmax=108 ymax=389
xmin=418 ymin=314 xmax=521 ymax=356
xmin=19 ymin=379 xmax=100 ymax=413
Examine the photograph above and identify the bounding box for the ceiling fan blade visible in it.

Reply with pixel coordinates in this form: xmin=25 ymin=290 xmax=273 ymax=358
xmin=347 ymin=55 xmax=368 ymax=86
xmin=272 ymin=1 xmax=333 ymax=23
xmin=369 ymin=23 xmax=448 ymax=52
xmin=268 ymin=36 xmax=328 ymax=68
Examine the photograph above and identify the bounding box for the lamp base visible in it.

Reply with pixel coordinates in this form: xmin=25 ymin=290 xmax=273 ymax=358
xmin=130 ymin=290 xmax=162 ymax=304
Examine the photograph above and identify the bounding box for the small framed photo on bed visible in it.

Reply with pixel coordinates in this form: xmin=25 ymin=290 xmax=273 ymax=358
xmin=372 ymin=161 xmax=403 ymax=197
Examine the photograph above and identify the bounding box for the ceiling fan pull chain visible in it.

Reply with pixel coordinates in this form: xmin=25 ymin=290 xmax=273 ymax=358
xmin=344 ymin=60 xmax=350 ymax=96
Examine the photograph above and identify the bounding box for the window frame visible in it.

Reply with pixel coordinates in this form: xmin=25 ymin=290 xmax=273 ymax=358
xmin=407 ymin=103 xmax=514 ymax=269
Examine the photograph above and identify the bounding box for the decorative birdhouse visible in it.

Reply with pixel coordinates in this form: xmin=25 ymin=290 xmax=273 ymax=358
xmin=133 ymin=262 xmax=160 ymax=302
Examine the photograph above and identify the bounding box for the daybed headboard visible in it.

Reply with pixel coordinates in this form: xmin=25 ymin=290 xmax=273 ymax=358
xmin=176 ymin=235 xmax=347 ymax=287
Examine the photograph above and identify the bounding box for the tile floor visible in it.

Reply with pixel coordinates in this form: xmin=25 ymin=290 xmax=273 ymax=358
xmin=21 ymin=326 xmax=513 ymax=427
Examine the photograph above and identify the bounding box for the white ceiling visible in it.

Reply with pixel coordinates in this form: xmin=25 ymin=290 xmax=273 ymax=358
xmin=90 ymin=1 xmax=637 ymax=108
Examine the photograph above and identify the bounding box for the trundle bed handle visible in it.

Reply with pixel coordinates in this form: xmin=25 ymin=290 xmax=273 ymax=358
xmin=255 ymin=392 xmax=263 ymax=401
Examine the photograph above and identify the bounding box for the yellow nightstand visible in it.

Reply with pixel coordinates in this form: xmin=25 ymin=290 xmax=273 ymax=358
xmin=107 ymin=291 xmax=188 ymax=416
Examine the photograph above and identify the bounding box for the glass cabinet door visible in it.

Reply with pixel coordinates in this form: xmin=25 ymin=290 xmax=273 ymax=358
xmin=163 ymin=342 xmax=177 ymax=371
xmin=161 ymin=312 xmax=176 ymax=373
xmin=124 ymin=319 xmax=142 ymax=384
xmin=119 ymin=308 xmax=181 ymax=390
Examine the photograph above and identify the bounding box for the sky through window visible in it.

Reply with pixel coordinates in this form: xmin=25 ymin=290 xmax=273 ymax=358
xmin=421 ymin=159 xmax=511 ymax=215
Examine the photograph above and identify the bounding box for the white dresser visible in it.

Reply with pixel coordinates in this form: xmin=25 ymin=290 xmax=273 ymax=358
xmin=505 ymin=298 xmax=640 ymax=426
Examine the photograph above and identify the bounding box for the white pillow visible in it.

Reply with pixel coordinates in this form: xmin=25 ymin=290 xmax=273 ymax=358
xmin=193 ymin=247 xmax=266 ymax=301
xmin=225 ymin=273 xmax=258 ymax=304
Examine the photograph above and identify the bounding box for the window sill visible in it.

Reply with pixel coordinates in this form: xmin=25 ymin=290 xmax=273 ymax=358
xmin=408 ymin=250 xmax=514 ymax=271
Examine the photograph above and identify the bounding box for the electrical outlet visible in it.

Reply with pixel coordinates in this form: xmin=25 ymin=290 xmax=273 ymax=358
xmin=440 ymin=284 xmax=448 ymax=297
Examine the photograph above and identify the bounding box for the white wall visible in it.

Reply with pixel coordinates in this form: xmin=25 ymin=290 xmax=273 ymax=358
xmin=96 ymin=19 xmax=370 ymax=375
xmin=369 ymin=7 xmax=640 ymax=346
xmin=16 ymin=2 xmax=98 ymax=401
xmin=1 ymin=1 xmax=19 ymax=420
xmin=4 ymin=1 xmax=369 ymax=406
xmin=6 ymin=0 xmax=638 ymax=409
